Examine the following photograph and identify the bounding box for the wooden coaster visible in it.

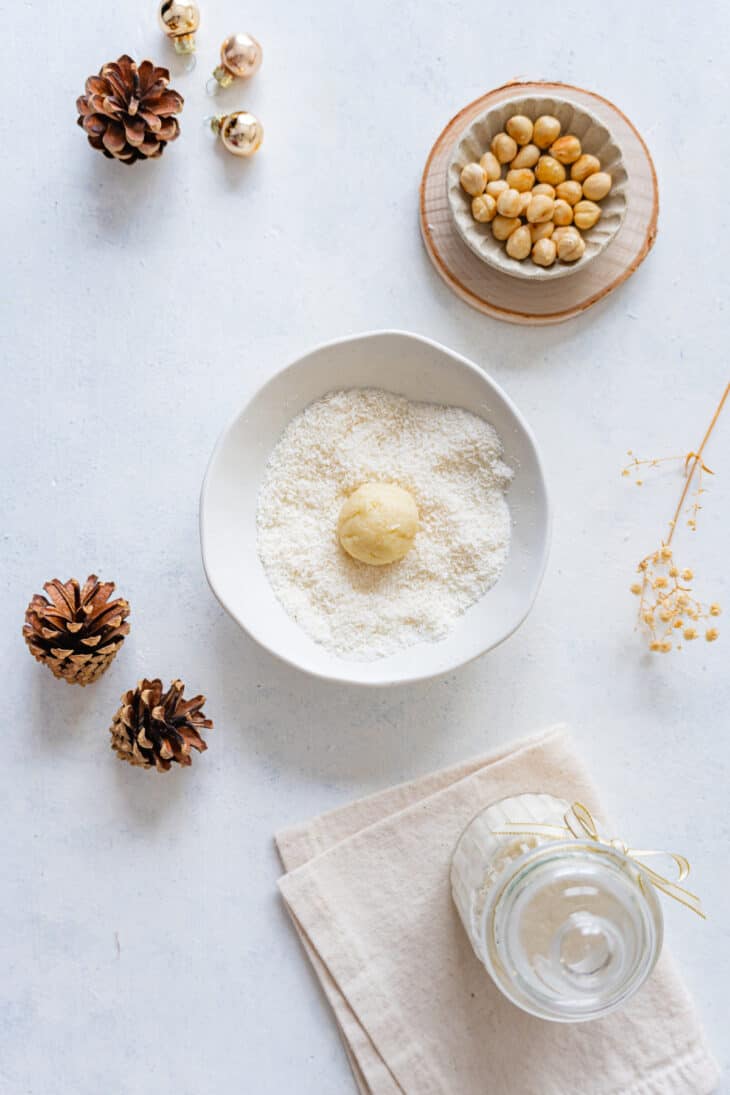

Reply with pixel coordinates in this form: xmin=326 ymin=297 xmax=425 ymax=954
xmin=420 ymin=80 xmax=659 ymax=326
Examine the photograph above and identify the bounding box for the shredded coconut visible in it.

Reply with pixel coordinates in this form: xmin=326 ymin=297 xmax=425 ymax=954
xmin=256 ymin=388 xmax=513 ymax=660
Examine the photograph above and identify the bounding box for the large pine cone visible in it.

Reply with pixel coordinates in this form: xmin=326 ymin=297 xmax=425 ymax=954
xmin=76 ymin=55 xmax=183 ymax=164
xmin=111 ymin=679 xmax=212 ymax=771
xmin=23 ymin=576 xmax=130 ymax=685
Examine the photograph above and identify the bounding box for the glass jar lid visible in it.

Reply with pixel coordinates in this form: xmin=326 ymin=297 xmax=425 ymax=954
xmin=483 ymin=841 xmax=663 ymax=1022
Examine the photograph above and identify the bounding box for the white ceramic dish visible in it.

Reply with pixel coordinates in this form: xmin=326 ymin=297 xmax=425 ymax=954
xmin=447 ymin=94 xmax=628 ymax=281
xmin=200 ymin=331 xmax=550 ymax=686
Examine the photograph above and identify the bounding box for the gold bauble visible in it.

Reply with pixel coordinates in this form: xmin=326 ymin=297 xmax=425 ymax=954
xmin=218 ymin=112 xmax=264 ymax=157
xmin=159 ymin=1 xmax=200 ymax=52
xmin=221 ymin=33 xmax=263 ymax=79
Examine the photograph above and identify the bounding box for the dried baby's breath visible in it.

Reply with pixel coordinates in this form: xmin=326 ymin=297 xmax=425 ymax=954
xmin=624 ymin=383 xmax=729 ymax=652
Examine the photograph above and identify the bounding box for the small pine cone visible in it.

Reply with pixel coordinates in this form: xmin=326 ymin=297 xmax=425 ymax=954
xmin=76 ymin=54 xmax=183 ymax=164
xmin=111 ymin=679 xmax=212 ymax=771
xmin=23 ymin=576 xmax=130 ymax=685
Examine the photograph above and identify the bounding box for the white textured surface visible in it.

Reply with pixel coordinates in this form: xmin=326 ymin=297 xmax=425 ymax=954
xmin=2 ymin=2 xmax=729 ymax=1092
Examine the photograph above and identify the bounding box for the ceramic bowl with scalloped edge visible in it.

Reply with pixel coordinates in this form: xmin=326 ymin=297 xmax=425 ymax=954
xmin=447 ymin=94 xmax=628 ymax=280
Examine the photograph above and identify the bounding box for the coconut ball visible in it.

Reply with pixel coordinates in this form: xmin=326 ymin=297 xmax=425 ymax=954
xmin=337 ymin=482 xmax=419 ymax=566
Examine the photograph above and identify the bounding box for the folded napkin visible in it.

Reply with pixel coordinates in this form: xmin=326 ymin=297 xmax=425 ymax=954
xmin=276 ymin=726 xmax=719 ymax=1095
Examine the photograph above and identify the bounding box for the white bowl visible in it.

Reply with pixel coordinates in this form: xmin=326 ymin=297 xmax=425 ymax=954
xmin=448 ymin=94 xmax=628 ymax=281
xmin=200 ymin=331 xmax=550 ymax=686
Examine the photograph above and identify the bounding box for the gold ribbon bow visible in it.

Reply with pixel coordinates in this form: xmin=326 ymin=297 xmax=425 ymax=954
xmin=494 ymin=801 xmax=705 ymax=919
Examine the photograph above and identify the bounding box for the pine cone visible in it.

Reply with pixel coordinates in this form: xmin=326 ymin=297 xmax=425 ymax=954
xmin=111 ymin=679 xmax=212 ymax=771
xmin=76 ymin=55 xmax=183 ymax=164
xmin=23 ymin=575 xmax=130 ymax=685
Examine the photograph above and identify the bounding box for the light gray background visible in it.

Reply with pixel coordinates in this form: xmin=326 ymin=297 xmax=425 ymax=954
xmin=2 ymin=2 xmax=728 ymax=1092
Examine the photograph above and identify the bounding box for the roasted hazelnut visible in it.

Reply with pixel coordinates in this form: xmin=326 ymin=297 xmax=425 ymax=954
xmin=460 ymin=162 xmax=487 ymax=196
xmin=496 ymin=187 xmax=523 ymax=217
xmin=530 ymin=220 xmax=555 ymax=243
xmin=491 ymin=131 xmax=518 ymax=164
xmin=552 ymin=225 xmax=581 ymax=245
xmin=518 ymin=190 xmax=533 ymax=215
xmin=471 ymin=193 xmax=497 ymax=222
xmin=505 ymin=114 xmax=534 ymax=145
xmin=573 ymin=199 xmax=602 ymax=229
xmin=526 ymin=194 xmax=555 ymax=223
xmin=552 ymin=199 xmax=574 ymax=226
xmin=491 ymin=215 xmax=522 ymax=241
xmin=505 ymin=168 xmax=536 ymax=192
xmin=535 ymin=155 xmax=566 ymax=185
xmin=571 ymin=154 xmax=601 ymax=182
xmin=532 ymin=237 xmax=557 ymax=266
xmin=533 ymin=115 xmax=561 ymax=149
xmin=487 ymin=179 xmax=509 ymax=198
xmin=555 ymin=180 xmax=583 ymax=206
xmin=550 ymin=135 xmax=582 ymax=164
xmin=582 ymin=171 xmax=612 ymax=201
xmin=479 ymin=151 xmax=502 ymax=182
xmin=505 ymin=223 xmax=533 ymax=260
xmin=511 ymin=143 xmax=540 ymax=169
xmin=532 ymin=183 xmax=556 ymax=199
xmin=557 ymin=231 xmax=586 ymax=261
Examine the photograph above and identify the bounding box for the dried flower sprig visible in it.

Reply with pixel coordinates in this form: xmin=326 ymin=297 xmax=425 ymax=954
xmin=624 ymin=382 xmax=729 ymax=653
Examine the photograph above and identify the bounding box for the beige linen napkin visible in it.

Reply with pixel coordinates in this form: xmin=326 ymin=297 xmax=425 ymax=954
xmin=276 ymin=726 xmax=719 ymax=1095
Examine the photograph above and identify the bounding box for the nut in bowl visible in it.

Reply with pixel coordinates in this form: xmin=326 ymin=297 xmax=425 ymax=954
xmin=448 ymin=94 xmax=628 ymax=280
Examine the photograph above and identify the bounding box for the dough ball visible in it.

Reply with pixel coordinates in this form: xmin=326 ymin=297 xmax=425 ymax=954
xmin=337 ymin=482 xmax=419 ymax=566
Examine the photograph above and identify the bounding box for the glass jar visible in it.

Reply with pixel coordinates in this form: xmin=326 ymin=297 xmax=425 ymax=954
xmin=451 ymin=792 xmax=663 ymax=1022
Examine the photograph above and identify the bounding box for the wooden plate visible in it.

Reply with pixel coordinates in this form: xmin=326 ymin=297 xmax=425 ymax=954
xmin=420 ymin=80 xmax=659 ymax=326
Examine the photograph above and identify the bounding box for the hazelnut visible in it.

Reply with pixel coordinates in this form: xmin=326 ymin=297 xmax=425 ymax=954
xmin=530 ymin=220 xmax=555 ymax=243
xmin=555 ymin=180 xmax=583 ymax=206
xmin=552 ymin=199 xmax=574 ymax=226
xmin=533 ymin=115 xmax=561 ymax=149
xmin=491 ymin=215 xmax=522 ymax=241
xmin=518 ymin=190 xmax=533 ymax=215
xmin=487 ymin=179 xmax=509 ymax=198
xmin=505 ymin=168 xmax=535 ymax=193
xmin=573 ymin=200 xmax=602 ymax=229
xmin=550 ymin=135 xmax=582 ymax=164
xmin=526 ymin=194 xmax=555 ymax=224
xmin=532 ymin=237 xmax=557 ymax=267
xmin=479 ymin=151 xmax=502 ymax=182
xmin=491 ymin=131 xmax=518 ymax=164
xmin=532 ymin=183 xmax=556 ymax=199
xmin=471 ymin=193 xmax=497 ymax=222
xmin=511 ymin=143 xmax=540 ymax=169
xmin=505 ymin=223 xmax=532 ymax=260
xmin=496 ymin=187 xmax=523 ymax=218
xmin=535 ymin=155 xmax=566 ymax=185
xmin=552 ymin=225 xmax=581 ymax=245
xmin=505 ymin=115 xmax=534 ymax=145
xmin=557 ymin=231 xmax=586 ymax=262
xmin=460 ymin=162 xmax=487 ymax=196
xmin=571 ymin=154 xmax=601 ymax=182
xmin=582 ymin=171 xmax=612 ymax=201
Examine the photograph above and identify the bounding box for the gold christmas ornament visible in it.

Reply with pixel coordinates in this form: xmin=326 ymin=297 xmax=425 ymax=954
xmin=211 ymin=111 xmax=263 ymax=157
xmin=159 ymin=0 xmax=200 ymax=55
xmin=211 ymin=32 xmax=263 ymax=89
